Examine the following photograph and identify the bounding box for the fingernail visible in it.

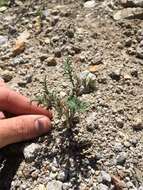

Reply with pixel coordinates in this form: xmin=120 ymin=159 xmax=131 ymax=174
xmin=35 ymin=117 xmax=51 ymax=134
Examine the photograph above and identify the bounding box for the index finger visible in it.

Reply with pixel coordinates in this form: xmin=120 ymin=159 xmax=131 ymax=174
xmin=0 ymin=87 xmax=52 ymax=119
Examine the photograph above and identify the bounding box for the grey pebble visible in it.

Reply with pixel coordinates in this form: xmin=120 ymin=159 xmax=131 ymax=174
xmin=100 ymin=171 xmax=111 ymax=184
xmin=0 ymin=35 xmax=8 ymax=45
xmin=86 ymin=112 xmax=98 ymax=131
xmin=116 ymin=152 xmax=127 ymax=165
xmin=114 ymin=142 xmax=123 ymax=152
xmin=57 ymin=170 xmax=68 ymax=182
xmin=138 ymin=186 xmax=143 ymax=190
xmin=13 ymin=57 xmax=25 ymax=65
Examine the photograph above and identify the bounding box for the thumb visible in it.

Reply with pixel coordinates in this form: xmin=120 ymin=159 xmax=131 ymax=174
xmin=0 ymin=115 xmax=51 ymax=148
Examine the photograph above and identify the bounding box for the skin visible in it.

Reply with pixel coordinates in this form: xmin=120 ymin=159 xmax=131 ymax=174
xmin=0 ymin=79 xmax=52 ymax=148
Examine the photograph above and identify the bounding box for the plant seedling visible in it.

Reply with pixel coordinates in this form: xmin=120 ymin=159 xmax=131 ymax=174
xmin=36 ymin=57 xmax=88 ymax=128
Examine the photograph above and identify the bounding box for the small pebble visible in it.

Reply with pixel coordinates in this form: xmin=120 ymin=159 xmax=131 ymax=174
xmin=46 ymin=56 xmax=57 ymax=66
xmin=2 ymin=70 xmax=13 ymax=82
xmin=100 ymin=171 xmax=111 ymax=184
xmin=116 ymin=152 xmax=127 ymax=165
xmin=109 ymin=69 xmax=121 ymax=81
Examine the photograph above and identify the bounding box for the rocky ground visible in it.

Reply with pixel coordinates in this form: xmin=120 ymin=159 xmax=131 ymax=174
xmin=0 ymin=0 xmax=143 ymax=189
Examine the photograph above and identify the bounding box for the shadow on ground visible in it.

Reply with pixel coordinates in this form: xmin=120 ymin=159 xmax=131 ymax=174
xmin=0 ymin=145 xmax=23 ymax=190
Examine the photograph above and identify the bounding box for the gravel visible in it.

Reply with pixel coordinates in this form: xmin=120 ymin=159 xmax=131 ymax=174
xmin=0 ymin=0 xmax=142 ymax=189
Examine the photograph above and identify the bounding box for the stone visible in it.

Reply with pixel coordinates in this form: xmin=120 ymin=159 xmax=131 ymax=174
xmin=57 ymin=170 xmax=68 ymax=182
xmin=121 ymin=0 xmax=143 ymax=7
xmin=13 ymin=57 xmax=25 ymax=65
xmin=123 ymin=141 xmax=131 ymax=148
xmin=114 ymin=143 xmax=123 ymax=152
xmin=46 ymin=56 xmax=57 ymax=66
xmin=0 ymin=35 xmax=8 ymax=45
xmin=98 ymin=183 xmax=109 ymax=190
xmin=132 ymin=116 xmax=143 ymax=130
xmin=39 ymin=54 xmax=48 ymax=61
xmin=2 ymin=70 xmax=13 ymax=82
xmin=139 ymin=186 xmax=143 ymax=190
xmin=46 ymin=180 xmax=63 ymax=190
xmin=12 ymin=40 xmax=25 ymax=56
xmin=54 ymin=48 xmax=61 ymax=58
xmin=127 ymin=181 xmax=135 ymax=188
xmin=80 ymin=70 xmax=96 ymax=94
xmin=129 ymin=138 xmax=138 ymax=145
xmin=0 ymin=6 xmax=7 ymax=12
xmin=86 ymin=112 xmax=98 ymax=131
xmin=23 ymin=143 xmax=41 ymax=162
xmin=100 ymin=171 xmax=111 ymax=184
xmin=66 ymin=29 xmax=74 ymax=38
xmin=116 ymin=118 xmax=124 ymax=128
xmin=84 ymin=0 xmax=96 ymax=8
xmin=136 ymin=43 xmax=143 ymax=59
xmin=113 ymin=8 xmax=143 ymax=20
xmin=116 ymin=152 xmax=127 ymax=165
xmin=42 ymin=10 xmax=49 ymax=18
xmin=109 ymin=69 xmax=121 ymax=81
xmin=62 ymin=183 xmax=71 ymax=190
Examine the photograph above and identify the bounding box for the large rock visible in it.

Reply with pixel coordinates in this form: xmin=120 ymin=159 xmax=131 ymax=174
xmin=114 ymin=8 xmax=143 ymax=20
xmin=121 ymin=0 xmax=143 ymax=7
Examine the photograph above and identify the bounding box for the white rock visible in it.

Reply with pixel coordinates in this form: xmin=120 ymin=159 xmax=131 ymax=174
xmin=84 ymin=0 xmax=96 ymax=8
xmin=23 ymin=143 xmax=41 ymax=162
xmin=80 ymin=70 xmax=96 ymax=93
xmin=46 ymin=180 xmax=63 ymax=190
xmin=100 ymin=171 xmax=111 ymax=183
xmin=0 ymin=6 xmax=7 ymax=12
xmin=0 ymin=35 xmax=8 ymax=45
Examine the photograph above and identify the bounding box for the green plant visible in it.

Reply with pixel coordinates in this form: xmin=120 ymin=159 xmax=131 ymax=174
xmin=0 ymin=0 xmax=9 ymax=6
xmin=36 ymin=57 xmax=88 ymax=128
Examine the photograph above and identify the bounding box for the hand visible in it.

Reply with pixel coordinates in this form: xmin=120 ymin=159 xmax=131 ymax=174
xmin=0 ymin=79 xmax=52 ymax=148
